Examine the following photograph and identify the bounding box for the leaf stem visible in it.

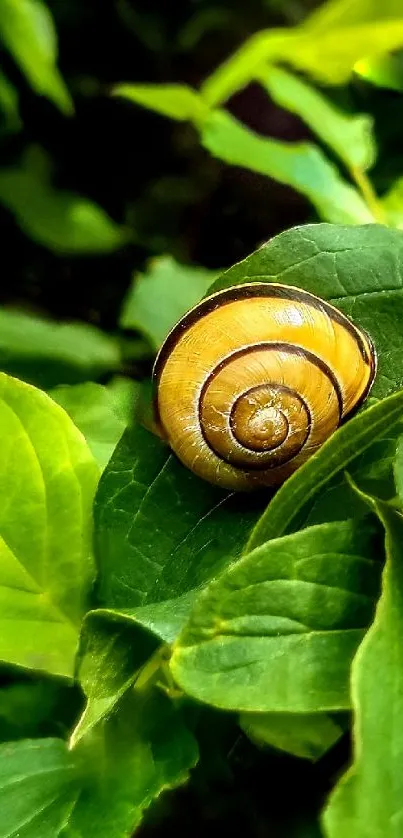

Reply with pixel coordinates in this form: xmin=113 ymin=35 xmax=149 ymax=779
xmin=351 ymin=166 xmax=387 ymax=225
xmin=134 ymin=644 xmax=170 ymax=691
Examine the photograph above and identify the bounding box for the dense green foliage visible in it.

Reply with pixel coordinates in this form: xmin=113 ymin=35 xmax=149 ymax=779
xmin=3 ymin=0 xmax=403 ymax=836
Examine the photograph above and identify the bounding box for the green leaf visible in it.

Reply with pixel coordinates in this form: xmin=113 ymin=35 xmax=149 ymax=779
xmin=354 ymin=52 xmax=403 ymax=91
xmin=0 ymin=0 xmax=73 ymax=114
xmin=290 ymin=435 xmax=401 ymax=532
xmin=0 ymin=688 xmax=198 ymax=838
xmin=212 ymin=223 xmax=403 ymax=400
xmin=71 ymin=612 xmax=159 ymax=747
xmin=201 ymin=110 xmax=373 ymax=224
xmin=50 ymin=382 xmax=136 ymax=470
xmin=201 ymin=2 xmax=403 ymax=107
xmin=322 ymin=502 xmax=403 ymax=837
xmin=293 ymin=21 xmax=403 ymax=85
xmin=0 ymin=373 xmax=99 ymax=677
xmin=95 ymin=423 xmax=263 ymax=609
xmin=241 ymin=711 xmax=346 ymax=761
xmin=98 ymin=222 xmax=403 ymax=608
xmin=106 ymin=376 xmax=141 ymax=423
xmin=95 ymin=592 xmax=199 ymax=648
xmin=171 ymin=519 xmax=382 ymax=712
xmin=306 ymin=0 xmax=403 ymax=29
xmin=259 ymin=66 xmax=375 ymax=171
xmin=381 ymin=176 xmax=403 ymax=229
xmin=72 ymin=590 xmax=199 ymax=746
xmin=120 ymin=255 xmax=216 ymax=350
xmin=0 ymin=150 xmax=128 ymax=254
xmin=0 ymin=308 xmax=121 ymax=389
xmin=246 ymin=391 xmax=403 ymax=551
xmin=113 ymin=82 xmax=208 ymax=122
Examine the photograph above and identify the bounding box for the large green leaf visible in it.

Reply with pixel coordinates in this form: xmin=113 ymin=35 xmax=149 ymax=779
xmin=0 ymin=308 xmax=121 ymax=389
xmin=113 ymin=83 xmax=208 ymax=122
xmin=212 ymin=223 xmax=403 ymax=400
xmin=323 ymin=501 xmax=403 ymax=837
xmin=0 ymin=688 xmax=198 ymax=838
xmin=246 ymin=391 xmax=403 ymax=551
xmin=0 ymin=0 xmax=72 ymax=113
xmin=95 ymin=423 xmax=263 ymax=609
xmin=97 ymin=223 xmax=403 ymax=607
xmin=0 ymin=373 xmax=99 ymax=677
xmin=259 ymin=66 xmax=375 ymax=171
xmin=0 ymin=150 xmax=128 ymax=253
xmin=201 ymin=110 xmax=373 ymax=225
xmin=120 ymin=255 xmax=216 ymax=350
xmin=171 ymin=519 xmax=382 ymax=712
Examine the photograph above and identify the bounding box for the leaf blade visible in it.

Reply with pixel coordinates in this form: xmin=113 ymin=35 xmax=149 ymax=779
xmin=259 ymin=65 xmax=375 ymax=171
xmin=246 ymin=390 xmax=403 ymax=551
xmin=171 ymin=519 xmax=382 ymax=712
xmin=323 ymin=502 xmax=403 ymax=837
xmin=201 ymin=110 xmax=373 ymax=225
xmin=113 ymin=83 xmax=208 ymax=122
xmin=0 ymin=374 xmax=99 ymax=677
xmin=0 ymin=0 xmax=73 ymax=113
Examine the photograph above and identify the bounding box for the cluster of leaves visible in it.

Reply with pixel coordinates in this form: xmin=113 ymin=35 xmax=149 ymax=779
xmin=2 ymin=0 xmax=403 ymax=260
xmin=114 ymin=0 xmax=403 ymax=228
xmin=0 ymin=0 xmax=128 ymax=254
xmin=1 ymin=221 xmax=403 ymax=837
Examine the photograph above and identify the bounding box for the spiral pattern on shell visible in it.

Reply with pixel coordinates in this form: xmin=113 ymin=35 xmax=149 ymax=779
xmin=153 ymin=283 xmax=376 ymax=491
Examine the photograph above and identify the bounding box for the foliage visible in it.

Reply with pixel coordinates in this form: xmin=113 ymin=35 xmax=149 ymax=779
xmin=113 ymin=0 xmax=403 ymax=227
xmin=0 ymin=220 xmax=402 ymax=835
xmin=2 ymin=0 xmax=403 ymax=836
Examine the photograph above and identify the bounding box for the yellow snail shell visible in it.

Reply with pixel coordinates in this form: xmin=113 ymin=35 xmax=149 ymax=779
xmin=152 ymin=283 xmax=377 ymax=491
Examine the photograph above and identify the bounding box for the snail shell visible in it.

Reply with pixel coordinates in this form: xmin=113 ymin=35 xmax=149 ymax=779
xmin=152 ymin=283 xmax=376 ymax=491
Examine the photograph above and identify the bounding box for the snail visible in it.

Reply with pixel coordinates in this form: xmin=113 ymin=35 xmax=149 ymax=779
xmin=152 ymin=283 xmax=376 ymax=491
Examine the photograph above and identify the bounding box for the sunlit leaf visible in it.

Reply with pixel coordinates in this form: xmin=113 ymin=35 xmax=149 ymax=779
xmin=0 ymin=0 xmax=72 ymax=113
xmin=0 ymin=374 xmax=99 ymax=678
xmin=201 ymin=109 xmax=373 ymax=224
xmin=113 ymin=82 xmax=208 ymax=122
xmin=201 ymin=3 xmax=403 ymax=107
xmin=259 ymin=66 xmax=375 ymax=171
xmin=306 ymin=0 xmax=403 ymax=30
